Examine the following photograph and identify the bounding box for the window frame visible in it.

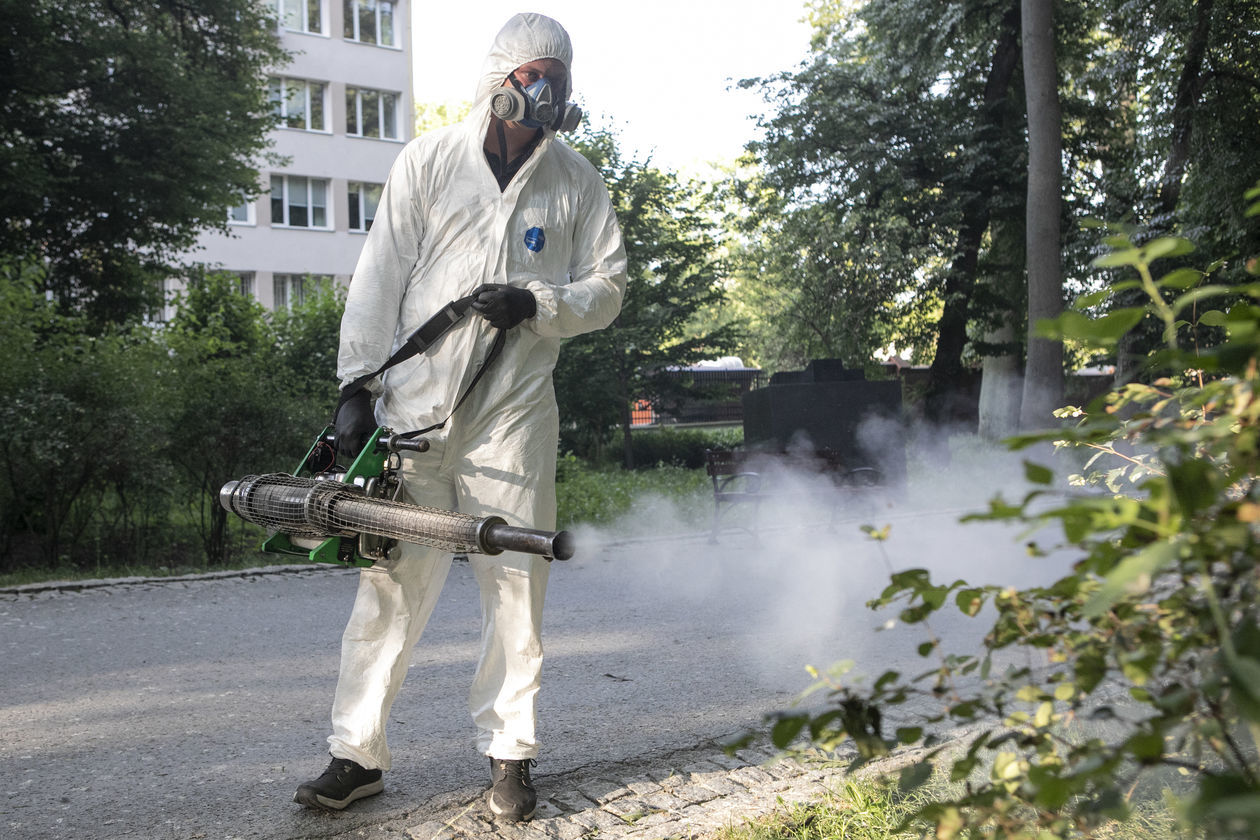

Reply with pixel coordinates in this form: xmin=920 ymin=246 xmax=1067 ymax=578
xmin=275 ymin=0 xmax=326 ymax=36
xmin=343 ymin=0 xmax=398 ymax=47
xmin=228 ymin=197 xmax=256 ymax=226
xmin=347 ymin=181 xmax=383 ymax=232
xmin=273 ymin=273 xmax=332 ymax=309
xmin=268 ymin=76 xmax=328 ymax=133
xmin=345 ymin=86 xmax=400 ymax=140
xmin=269 ymin=174 xmax=332 ymax=230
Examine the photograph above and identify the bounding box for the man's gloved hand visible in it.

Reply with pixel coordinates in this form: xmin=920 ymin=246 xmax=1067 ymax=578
xmin=334 ymin=388 xmax=377 ymax=460
xmin=471 ymin=283 xmax=536 ymax=330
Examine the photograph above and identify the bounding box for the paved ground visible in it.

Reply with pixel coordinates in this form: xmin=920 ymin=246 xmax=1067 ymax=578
xmin=2 ymin=458 xmax=1065 ymax=840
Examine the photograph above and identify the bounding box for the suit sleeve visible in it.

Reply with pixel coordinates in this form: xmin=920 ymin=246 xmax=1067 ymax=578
xmin=524 ymin=170 xmax=627 ymax=339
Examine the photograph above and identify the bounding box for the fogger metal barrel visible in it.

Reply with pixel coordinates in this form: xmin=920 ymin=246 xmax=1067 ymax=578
xmin=219 ymin=473 xmax=574 ymax=561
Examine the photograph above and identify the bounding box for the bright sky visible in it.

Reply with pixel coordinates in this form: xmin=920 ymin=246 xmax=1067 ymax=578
xmin=411 ymin=1 xmax=815 ymax=174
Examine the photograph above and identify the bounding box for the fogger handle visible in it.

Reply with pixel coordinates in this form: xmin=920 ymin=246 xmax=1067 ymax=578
xmin=387 ymin=433 xmax=430 ymax=453
xmin=484 ymin=523 xmax=575 ymax=561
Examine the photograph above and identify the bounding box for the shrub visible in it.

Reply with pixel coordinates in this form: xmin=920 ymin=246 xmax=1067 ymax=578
xmin=629 ymin=425 xmax=743 ymax=470
xmin=556 ymin=453 xmax=711 ymax=531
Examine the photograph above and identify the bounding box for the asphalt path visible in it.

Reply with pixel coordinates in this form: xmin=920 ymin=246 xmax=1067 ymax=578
xmin=1 ymin=471 xmax=1073 ymax=840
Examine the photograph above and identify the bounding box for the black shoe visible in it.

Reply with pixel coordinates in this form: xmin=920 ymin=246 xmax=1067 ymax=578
xmin=486 ymin=757 xmax=537 ymax=821
xmin=294 ymin=757 xmax=383 ymax=811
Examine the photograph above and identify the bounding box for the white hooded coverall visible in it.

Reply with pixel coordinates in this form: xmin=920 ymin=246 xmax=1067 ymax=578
xmin=329 ymin=13 xmax=627 ymax=770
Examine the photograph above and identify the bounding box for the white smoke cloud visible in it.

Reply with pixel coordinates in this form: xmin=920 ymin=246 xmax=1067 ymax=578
xmin=568 ymin=424 xmax=1078 ymax=697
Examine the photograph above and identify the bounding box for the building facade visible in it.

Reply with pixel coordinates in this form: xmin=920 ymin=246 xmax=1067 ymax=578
xmin=180 ymin=0 xmax=413 ymax=313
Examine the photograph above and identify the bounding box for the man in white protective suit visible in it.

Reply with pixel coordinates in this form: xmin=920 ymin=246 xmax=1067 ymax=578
xmin=293 ymin=13 xmax=626 ymax=822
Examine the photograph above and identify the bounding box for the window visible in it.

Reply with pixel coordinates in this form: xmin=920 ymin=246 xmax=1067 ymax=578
xmin=348 ymin=181 xmax=382 ymax=231
xmin=236 ymin=272 xmax=256 ymax=298
xmin=228 ymin=198 xmax=255 ymax=225
xmin=274 ymin=274 xmax=332 ymax=309
xmin=268 ymin=77 xmax=327 ymax=131
xmin=344 ymin=0 xmax=396 ymax=46
xmin=346 ymin=87 xmax=399 ymax=139
xmin=270 ymin=175 xmax=330 ymax=229
xmin=275 ymin=0 xmax=324 ymax=34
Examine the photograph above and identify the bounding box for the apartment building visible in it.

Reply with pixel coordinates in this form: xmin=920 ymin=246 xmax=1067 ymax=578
xmin=183 ymin=0 xmax=414 ymax=312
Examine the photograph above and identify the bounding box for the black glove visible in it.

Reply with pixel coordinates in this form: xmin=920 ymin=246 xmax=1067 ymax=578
xmin=334 ymin=388 xmax=377 ymax=459
xmin=471 ymin=283 xmax=536 ymax=330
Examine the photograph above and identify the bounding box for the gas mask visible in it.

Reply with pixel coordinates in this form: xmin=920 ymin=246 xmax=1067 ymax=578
xmin=489 ymin=75 xmax=583 ymax=133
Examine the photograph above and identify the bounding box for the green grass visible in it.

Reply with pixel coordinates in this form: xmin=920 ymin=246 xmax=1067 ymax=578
xmin=556 ymin=454 xmax=712 ymax=533
xmin=715 ymin=772 xmax=1192 ymax=840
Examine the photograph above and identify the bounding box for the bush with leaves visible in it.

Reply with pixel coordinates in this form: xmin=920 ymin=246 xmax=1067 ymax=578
xmin=760 ymin=187 xmax=1260 ymax=838
xmin=0 ymin=260 xmax=172 ymax=572
xmin=160 ymin=270 xmax=310 ymax=565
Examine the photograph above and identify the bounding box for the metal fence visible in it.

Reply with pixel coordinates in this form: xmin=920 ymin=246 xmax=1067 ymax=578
xmin=631 ymin=368 xmax=767 ymax=427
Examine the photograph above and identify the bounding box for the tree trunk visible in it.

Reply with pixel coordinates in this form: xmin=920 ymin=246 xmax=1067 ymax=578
xmin=1156 ymin=0 xmax=1214 ymax=218
xmin=978 ymin=323 xmax=1023 ymax=439
xmin=924 ymin=1 xmax=1022 ymax=425
xmin=1019 ymin=0 xmax=1065 ymax=431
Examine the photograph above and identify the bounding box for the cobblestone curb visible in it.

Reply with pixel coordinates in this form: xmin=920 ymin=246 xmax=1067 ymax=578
xmin=340 ymin=737 xmax=932 ymax=840
xmin=0 ymin=563 xmax=347 ymax=600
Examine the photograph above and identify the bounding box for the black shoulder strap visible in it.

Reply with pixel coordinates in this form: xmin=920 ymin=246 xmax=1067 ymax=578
xmin=337 ymin=294 xmax=478 ymax=410
xmin=399 ymin=327 xmax=507 ymax=440
xmin=333 ymin=294 xmax=509 ymax=440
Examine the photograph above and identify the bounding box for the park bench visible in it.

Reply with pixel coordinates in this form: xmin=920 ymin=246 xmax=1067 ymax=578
xmin=703 ymin=447 xmax=882 ymax=541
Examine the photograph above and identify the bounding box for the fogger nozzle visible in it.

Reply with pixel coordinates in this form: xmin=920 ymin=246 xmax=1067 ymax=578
xmin=219 ymin=473 xmax=573 ymax=561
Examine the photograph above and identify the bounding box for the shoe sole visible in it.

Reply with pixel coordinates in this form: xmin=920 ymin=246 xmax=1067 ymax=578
xmin=294 ymin=779 xmax=384 ymax=811
xmin=485 ymin=788 xmax=536 ymax=821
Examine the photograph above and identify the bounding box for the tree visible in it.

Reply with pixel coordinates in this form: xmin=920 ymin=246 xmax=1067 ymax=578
xmin=741 ymin=0 xmax=1028 ymax=419
xmin=1018 ymin=0 xmax=1065 ymax=430
xmin=740 ymin=0 xmax=1260 ymax=426
xmin=0 ymin=259 xmax=171 ymax=571
xmin=0 ymin=0 xmax=287 ymax=329
xmin=161 ymin=270 xmax=302 ymax=565
xmin=555 ymin=127 xmax=742 ymax=468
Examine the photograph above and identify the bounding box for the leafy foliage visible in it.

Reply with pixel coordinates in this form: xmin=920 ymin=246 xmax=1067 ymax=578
xmin=556 ymin=126 xmax=743 ymax=466
xmin=555 ymin=454 xmax=711 ymax=532
xmin=0 ymin=267 xmax=330 ymax=573
xmin=733 ymin=0 xmax=1260 ymax=410
xmin=0 ymin=260 xmax=171 ymax=569
xmin=0 ymin=0 xmax=287 ymax=329
xmin=755 ymin=195 xmax=1260 ymax=838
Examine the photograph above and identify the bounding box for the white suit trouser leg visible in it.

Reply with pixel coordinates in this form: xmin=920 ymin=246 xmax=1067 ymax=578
xmin=326 ymin=450 xmax=551 ymax=771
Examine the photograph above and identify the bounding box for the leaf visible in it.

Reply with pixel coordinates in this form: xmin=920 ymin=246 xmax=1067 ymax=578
xmin=1024 ymin=460 xmax=1053 ymax=485
xmin=1082 ymin=541 xmax=1179 ymax=618
xmin=1171 ymin=285 xmax=1233 ymax=318
xmin=1156 ymin=267 xmax=1203 ymax=290
xmin=1045 ymin=309 xmax=1145 ymax=347
xmin=1073 ymin=280 xmax=1141 ymax=309
xmin=1167 ymin=458 xmax=1217 ymax=514
xmin=896 ymin=726 xmax=924 ymax=745
xmin=770 ymin=714 xmax=807 ymax=747
xmin=1093 ymin=248 xmax=1143 ymax=269
xmin=898 ymin=760 xmax=932 ymax=791
xmin=1142 ymin=236 xmax=1196 ymax=261
xmin=1224 ymin=653 xmax=1260 ymax=722
xmin=955 ymin=588 xmax=984 ymax=617
xmin=1125 ymin=731 xmax=1164 ymax=762
xmin=1198 ymin=309 xmax=1229 ymax=327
